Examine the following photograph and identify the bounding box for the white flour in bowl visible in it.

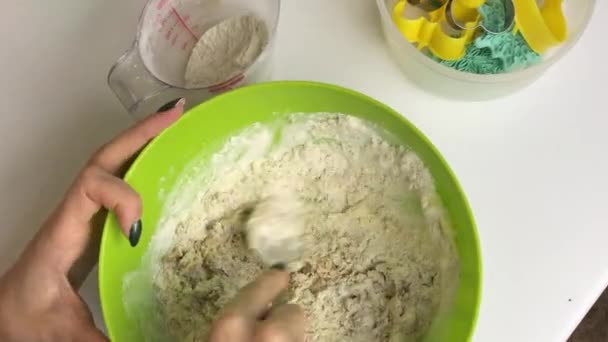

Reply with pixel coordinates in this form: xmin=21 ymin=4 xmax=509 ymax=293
xmin=129 ymin=113 xmax=459 ymax=342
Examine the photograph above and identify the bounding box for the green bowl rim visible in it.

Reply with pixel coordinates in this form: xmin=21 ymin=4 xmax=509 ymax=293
xmin=99 ymin=80 xmax=482 ymax=341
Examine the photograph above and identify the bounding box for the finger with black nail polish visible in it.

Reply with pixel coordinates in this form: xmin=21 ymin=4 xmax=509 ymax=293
xmin=129 ymin=219 xmax=143 ymax=247
xmin=157 ymin=98 xmax=183 ymax=112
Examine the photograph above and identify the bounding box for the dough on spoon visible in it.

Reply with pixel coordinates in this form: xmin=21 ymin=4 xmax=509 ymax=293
xmin=245 ymin=192 xmax=304 ymax=268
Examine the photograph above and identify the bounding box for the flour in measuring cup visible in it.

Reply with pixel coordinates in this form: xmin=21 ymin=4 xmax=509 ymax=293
xmin=185 ymin=15 xmax=268 ymax=88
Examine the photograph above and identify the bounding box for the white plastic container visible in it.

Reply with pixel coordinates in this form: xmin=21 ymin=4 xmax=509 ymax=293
xmin=376 ymin=0 xmax=596 ymax=100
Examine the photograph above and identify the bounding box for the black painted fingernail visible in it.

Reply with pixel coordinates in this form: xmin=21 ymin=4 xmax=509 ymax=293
xmin=157 ymin=98 xmax=183 ymax=112
xmin=271 ymin=263 xmax=286 ymax=271
xmin=129 ymin=219 xmax=142 ymax=247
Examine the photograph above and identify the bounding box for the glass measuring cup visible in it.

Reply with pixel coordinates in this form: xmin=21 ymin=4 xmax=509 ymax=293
xmin=108 ymin=0 xmax=280 ymax=119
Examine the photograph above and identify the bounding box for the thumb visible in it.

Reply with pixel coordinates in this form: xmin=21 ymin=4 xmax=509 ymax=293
xmin=92 ymin=98 xmax=185 ymax=174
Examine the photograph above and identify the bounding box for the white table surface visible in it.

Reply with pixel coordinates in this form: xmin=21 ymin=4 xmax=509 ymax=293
xmin=1 ymin=0 xmax=607 ymax=341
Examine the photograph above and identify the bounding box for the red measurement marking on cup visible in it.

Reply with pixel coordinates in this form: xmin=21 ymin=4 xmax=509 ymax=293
xmin=159 ymin=11 xmax=171 ymax=31
xmin=208 ymin=76 xmax=239 ymax=91
xmin=155 ymin=5 xmax=198 ymax=49
xmin=171 ymin=7 xmax=198 ymax=41
xmin=157 ymin=0 xmax=168 ymax=10
xmin=208 ymin=74 xmax=245 ymax=93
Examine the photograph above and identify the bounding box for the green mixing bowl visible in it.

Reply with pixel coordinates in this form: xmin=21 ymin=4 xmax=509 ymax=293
xmin=99 ymin=81 xmax=482 ymax=341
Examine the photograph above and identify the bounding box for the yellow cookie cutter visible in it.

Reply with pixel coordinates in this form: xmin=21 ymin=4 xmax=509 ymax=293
xmin=513 ymin=0 xmax=567 ymax=53
xmin=391 ymin=0 xmax=482 ymax=61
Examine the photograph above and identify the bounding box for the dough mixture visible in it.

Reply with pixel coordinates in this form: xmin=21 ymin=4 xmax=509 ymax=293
xmin=151 ymin=114 xmax=459 ymax=342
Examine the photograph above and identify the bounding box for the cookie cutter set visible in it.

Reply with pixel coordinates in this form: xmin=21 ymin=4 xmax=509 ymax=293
xmin=392 ymin=0 xmax=567 ymax=61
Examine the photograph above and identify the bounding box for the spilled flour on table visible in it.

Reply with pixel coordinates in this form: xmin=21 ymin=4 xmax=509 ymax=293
xmin=124 ymin=113 xmax=459 ymax=342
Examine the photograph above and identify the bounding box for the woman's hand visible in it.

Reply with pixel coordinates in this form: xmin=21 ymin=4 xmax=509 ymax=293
xmin=0 ymin=99 xmax=185 ymax=341
xmin=0 ymin=97 xmax=306 ymax=342
xmin=209 ymin=269 xmax=306 ymax=342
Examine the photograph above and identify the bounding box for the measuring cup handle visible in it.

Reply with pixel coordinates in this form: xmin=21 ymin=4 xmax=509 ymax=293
xmin=107 ymin=43 xmax=169 ymax=115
